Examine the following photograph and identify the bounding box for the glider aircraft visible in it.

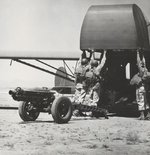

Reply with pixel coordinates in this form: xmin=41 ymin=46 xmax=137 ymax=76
xmin=0 ymin=4 xmax=150 ymax=121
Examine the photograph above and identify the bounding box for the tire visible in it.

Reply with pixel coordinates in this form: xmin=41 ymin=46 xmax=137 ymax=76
xmin=18 ymin=101 xmax=40 ymax=121
xmin=51 ymin=96 xmax=73 ymax=124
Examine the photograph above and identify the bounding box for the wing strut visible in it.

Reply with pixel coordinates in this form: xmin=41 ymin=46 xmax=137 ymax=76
xmin=35 ymin=59 xmax=74 ymax=79
xmin=13 ymin=59 xmax=74 ymax=82
xmin=63 ymin=60 xmax=74 ymax=76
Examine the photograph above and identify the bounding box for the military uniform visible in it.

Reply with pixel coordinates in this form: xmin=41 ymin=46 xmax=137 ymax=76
xmin=136 ymin=83 xmax=149 ymax=110
xmin=84 ymin=68 xmax=100 ymax=106
xmin=130 ymin=51 xmax=150 ymax=120
xmin=74 ymin=55 xmax=90 ymax=104
xmin=85 ymin=51 xmax=106 ymax=106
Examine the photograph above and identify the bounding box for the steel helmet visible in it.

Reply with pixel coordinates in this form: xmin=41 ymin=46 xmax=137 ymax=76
xmin=81 ymin=58 xmax=88 ymax=65
xmin=90 ymin=60 xmax=98 ymax=67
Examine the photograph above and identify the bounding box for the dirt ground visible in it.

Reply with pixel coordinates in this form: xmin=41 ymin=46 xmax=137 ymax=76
xmin=0 ymin=110 xmax=150 ymax=155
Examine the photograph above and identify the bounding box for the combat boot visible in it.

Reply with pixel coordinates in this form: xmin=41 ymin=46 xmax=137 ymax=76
xmin=145 ymin=109 xmax=150 ymax=120
xmin=138 ymin=111 xmax=145 ymax=120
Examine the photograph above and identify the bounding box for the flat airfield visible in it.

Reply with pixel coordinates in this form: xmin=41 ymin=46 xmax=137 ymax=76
xmin=0 ymin=109 xmax=150 ymax=155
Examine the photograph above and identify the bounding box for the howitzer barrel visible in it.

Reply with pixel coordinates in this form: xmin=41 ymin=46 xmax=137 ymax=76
xmin=9 ymin=90 xmax=15 ymax=95
xmin=9 ymin=87 xmax=55 ymax=102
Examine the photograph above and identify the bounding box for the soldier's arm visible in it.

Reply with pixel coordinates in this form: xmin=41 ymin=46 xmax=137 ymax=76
xmin=77 ymin=51 xmax=86 ymax=67
xmin=81 ymin=50 xmax=86 ymax=59
xmin=75 ymin=52 xmax=83 ymax=75
xmin=87 ymin=51 xmax=92 ymax=62
xmin=137 ymin=50 xmax=141 ymax=70
xmin=77 ymin=56 xmax=82 ymax=66
xmin=96 ymin=50 xmax=107 ymax=74
xmin=142 ymin=56 xmax=146 ymax=68
xmin=88 ymin=51 xmax=95 ymax=66
xmin=137 ymin=50 xmax=147 ymax=75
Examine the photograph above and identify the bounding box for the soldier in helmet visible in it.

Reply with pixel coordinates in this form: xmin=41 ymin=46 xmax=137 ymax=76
xmin=73 ymin=51 xmax=92 ymax=116
xmin=74 ymin=51 xmax=91 ymax=104
xmin=130 ymin=50 xmax=150 ymax=120
xmin=85 ymin=50 xmax=107 ymax=107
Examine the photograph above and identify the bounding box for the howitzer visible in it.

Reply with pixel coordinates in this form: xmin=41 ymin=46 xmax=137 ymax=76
xmin=9 ymin=87 xmax=74 ymax=123
xmin=9 ymin=87 xmax=108 ymax=123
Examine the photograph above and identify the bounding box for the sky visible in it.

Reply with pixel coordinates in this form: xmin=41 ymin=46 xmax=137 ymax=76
xmin=0 ymin=0 xmax=150 ymax=89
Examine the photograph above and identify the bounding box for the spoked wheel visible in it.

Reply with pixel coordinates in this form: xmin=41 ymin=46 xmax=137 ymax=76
xmin=18 ymin=101 xmax=40 ymax=121
xmin=51 ymin=96 xmax=73 ymax=124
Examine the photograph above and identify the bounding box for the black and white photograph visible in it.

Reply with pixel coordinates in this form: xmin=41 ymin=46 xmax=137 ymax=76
xmin=0 ymin=0 xmax=150 ymax=154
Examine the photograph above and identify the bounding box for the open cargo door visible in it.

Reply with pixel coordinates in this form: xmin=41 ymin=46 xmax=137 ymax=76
xmin=80 ymin=4 xmax=150 ymax=115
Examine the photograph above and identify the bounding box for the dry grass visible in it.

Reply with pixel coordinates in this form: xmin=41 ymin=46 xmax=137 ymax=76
xmin=126 ymin=131 xmax=140 ymax=145
xmin=4 ymin=142 xmax=14 ymax=149
xmin=102 ymin=144 xmax=109 ymax=148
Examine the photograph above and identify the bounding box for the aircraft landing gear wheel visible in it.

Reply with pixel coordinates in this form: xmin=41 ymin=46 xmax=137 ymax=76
xmin=19 ymin=101 xmax=40 ymax=121
xmin=51 ymin=96 xmax=73 ymax=124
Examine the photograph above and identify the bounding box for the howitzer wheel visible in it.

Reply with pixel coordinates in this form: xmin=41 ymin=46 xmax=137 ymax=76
xmin=51 ymin=96 xmax=73 ymax=124
xmin=18 ymin=101 xmax=40 ymax=121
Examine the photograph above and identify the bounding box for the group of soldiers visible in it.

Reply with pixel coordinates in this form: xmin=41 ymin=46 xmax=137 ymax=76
xmin=73 ymin=50 xmax=107 ymax=116
xmin=73 ymin=49 xmax=150 ymax=120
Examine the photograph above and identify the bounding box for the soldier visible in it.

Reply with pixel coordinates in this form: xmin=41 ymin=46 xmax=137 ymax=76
xmin=73 ymin=51 xmax=91 ymax=116
xmin=130 ymin=50 xmax=150 ymax=120
xmin=74 ymin=51 xmax=91 ymax=104
xmin=85 ymin=50 xmax=107 ymax=106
